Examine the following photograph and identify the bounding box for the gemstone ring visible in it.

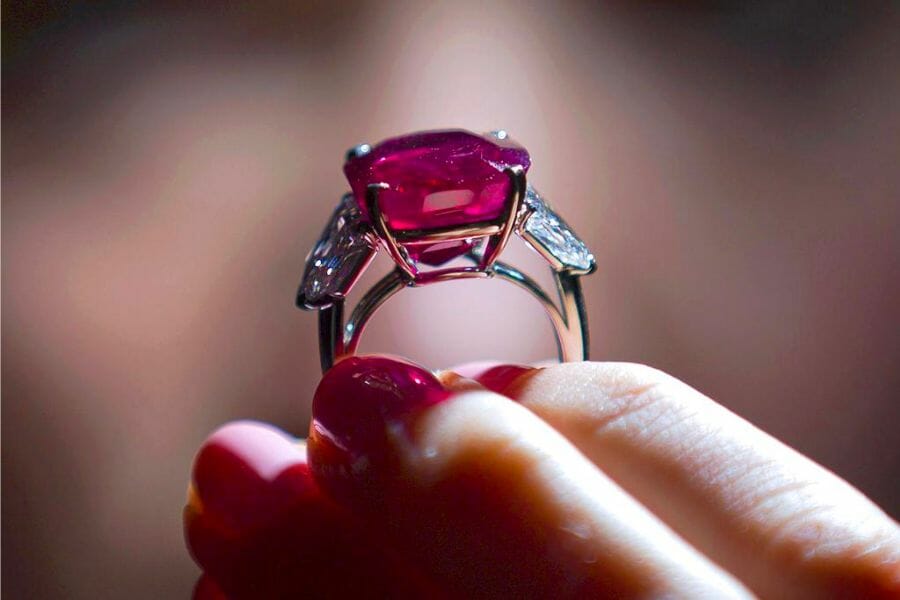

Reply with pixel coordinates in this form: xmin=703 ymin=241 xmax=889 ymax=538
xmin=297 ymin=129 xmax=596 ymax=372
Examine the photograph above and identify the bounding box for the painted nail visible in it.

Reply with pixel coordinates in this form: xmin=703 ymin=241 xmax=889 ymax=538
xmin=453 ymin=362 xmax=538 ymax=397
xmin=309 ymin=355 xmax=451 ymax=499
xmin=191 ymin=421 xmax=313 ymax=532
xmin=193 ymin=575 xmax=227 ymax=600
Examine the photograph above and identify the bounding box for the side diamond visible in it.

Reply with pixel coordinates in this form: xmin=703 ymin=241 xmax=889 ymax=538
xmin=298 ymin=194 xmax=376 ymax=308
xmin=521 ymin=186 xmax=595 ymax=273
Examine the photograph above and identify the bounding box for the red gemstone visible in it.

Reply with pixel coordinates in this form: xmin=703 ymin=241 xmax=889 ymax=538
xmin=344 ymin=130 xmax=530 ymax=266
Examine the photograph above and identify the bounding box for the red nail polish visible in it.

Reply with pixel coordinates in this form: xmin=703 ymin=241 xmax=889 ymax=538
xmin=309 ymin=355 xmax=451 ymax=499
xmin=193 ymin=575 xmax=227 ymax=600
xmin=462 ymin=363 xmax=537 ymax=397
xmin=451 ymin=361 xmax=505 ymax=379
xmin=191 ymin=421 xmax=313 ymax=533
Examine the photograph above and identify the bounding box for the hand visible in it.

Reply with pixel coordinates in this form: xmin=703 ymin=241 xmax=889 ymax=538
xmin=185 ymin=356 xmax=900 ymax=599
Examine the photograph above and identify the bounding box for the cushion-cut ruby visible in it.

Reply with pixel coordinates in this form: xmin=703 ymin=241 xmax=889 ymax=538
xmin=344 ymin=129 xmax=530 ymax=266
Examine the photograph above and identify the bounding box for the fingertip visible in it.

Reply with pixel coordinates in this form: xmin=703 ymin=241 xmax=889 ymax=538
xmin=192 ymin=420 xmax=312 ymax=532
xmin=474 ymin=364 xmax=540 ymax=397
xmin=448 ymin=360 xmax=506 ymax=379
xmin=193 ymin=575 xmax=227 ymax=600
xmin=448 ymin=361 xmax=539 ymax=397
xmin=434 ymin=369 xmax=484 ymax=393
xmin=187 ymin=415 xmax=443 ymax=598
xmin=309 ymin=354 xmax=452 ymax=505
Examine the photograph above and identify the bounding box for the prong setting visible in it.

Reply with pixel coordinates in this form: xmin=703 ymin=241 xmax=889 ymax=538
xmin=365 ymin=183 xmax=418 ymax=281
xmin=478 ymin=164 xmax=526 ymax=269
xmin=362 ymin=163 xmax=527 ymax=283
xmin=345 ymin=143 xmax=372 ymax=162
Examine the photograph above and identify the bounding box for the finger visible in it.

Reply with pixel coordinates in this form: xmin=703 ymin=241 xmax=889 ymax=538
xmin=308 ymin=356 xmax=752 ymax=599
xmin=192 ymin=575 xmax=226 ymax=600
xmin=185 ymin=421 xmax=439 ymax=598
xmin=445 ymin=361 xmax=535 ymax=394
xmin=506 ymin=362 xmax=900 ymax=599
xmin=436 ymin=361 xmax=533 ymax=394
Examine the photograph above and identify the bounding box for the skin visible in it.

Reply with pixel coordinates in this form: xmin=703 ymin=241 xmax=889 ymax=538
xmin=185 ymin=358 xmax=900 ymax=599
xmin=508 ymin=363 xmax=900 ymax=599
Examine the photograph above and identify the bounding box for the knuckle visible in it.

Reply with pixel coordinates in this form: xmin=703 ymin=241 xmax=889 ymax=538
xmin=525 ymin=361 xmax=708 ymax=452
xmin=579 ymin=362 xmax=696 ymax=440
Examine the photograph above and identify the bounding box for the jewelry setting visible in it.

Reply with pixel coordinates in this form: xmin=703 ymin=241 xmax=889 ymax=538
xmin=297 ymin=129 xmax=595 ymax=372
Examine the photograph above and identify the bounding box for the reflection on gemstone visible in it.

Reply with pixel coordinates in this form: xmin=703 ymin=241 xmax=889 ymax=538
xmin=298 ymin=195 xmax=375 ymax=308
xmin=521 ymin=186 xmax=595 ymax=273
xmin=423 ymin=189 xmax=476 ymax=212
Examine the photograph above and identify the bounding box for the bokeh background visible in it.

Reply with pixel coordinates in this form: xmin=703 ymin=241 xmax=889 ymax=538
xmin=4 ymin=1 xmax=899 ymax=597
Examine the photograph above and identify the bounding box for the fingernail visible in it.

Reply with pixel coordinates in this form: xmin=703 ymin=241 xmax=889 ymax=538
xmin=191 ymin=421 xmax=313 ymax=532
xmin=193 ymin=575 xmax=227 ymax=600
xmin=453 ymin=362 xmax=538 ymax=397
xmin=309 ymin=355 xmax=451 ymax=496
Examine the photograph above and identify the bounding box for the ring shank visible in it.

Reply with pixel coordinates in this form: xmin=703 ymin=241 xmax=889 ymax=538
xmin=318 ymin=261 xmax=589 ymax=372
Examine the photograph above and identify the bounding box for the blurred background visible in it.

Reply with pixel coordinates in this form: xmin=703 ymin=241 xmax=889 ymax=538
xmin=3 ymin=1 xmax=899 ymax=597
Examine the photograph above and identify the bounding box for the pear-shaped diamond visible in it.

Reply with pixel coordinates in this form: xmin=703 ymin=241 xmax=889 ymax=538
xmin=521 ymin=186 xmax=595 ymax=274
xmin=298 ymin=195 xmax=375 ymax=308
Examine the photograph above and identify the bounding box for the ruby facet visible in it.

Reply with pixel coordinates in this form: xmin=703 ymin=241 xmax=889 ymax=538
xmin=344 ymin=130 xmax=530 ymax=265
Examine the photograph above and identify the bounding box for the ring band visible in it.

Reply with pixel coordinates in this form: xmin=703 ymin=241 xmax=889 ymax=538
xmin=296 ymin=129 xmax=596 ymax=372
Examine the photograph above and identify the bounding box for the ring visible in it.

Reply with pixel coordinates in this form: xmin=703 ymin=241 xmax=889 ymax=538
xmin=296 ymin=129 xmax=596 ymax=373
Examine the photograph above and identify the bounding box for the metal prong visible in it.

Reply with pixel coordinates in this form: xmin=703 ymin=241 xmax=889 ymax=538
xmin=480 ymin=164 xmax=526 ymax=268
xmin=296 ymin=290 xmax=307 ymax=308
xmin=393 ymin=222 xmax=503 ymax=243
xmin=345 ymin=143 xmax=372 ymax=162
xmin=365 ymin=183 xmax=417 ymax=281
xmin=487 ymin=129 xmax=509 ymax=141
